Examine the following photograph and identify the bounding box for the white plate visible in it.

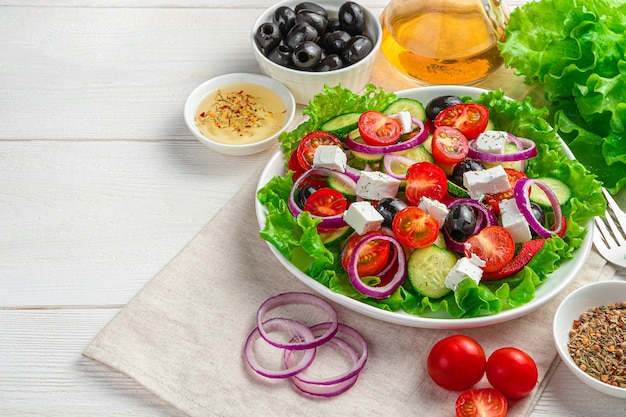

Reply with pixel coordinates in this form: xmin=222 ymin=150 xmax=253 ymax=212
xmin=254 ymin=86 xmax=594 ymax=329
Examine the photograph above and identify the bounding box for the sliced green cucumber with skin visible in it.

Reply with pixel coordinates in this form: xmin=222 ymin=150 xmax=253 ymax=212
xmin=321 ymin=112 xmax=361 ymax=138
xmin=347 ymin=129 xmax=384 ymax=163
xmin=393 ymin=144 xmax=434 ymax=163
xmin=529 ymin=177 xmax=572 ymax=208
xmin=383 ymin=98 xmax=426 ymax=121
xmin=327 ymin=175 xmax=356 ymax=198
xmin=447 ymin=180 xmax=469 ymax=198
xmin=407 ymin=244 xmax=457 ymax=299
xmin=482 ymin=142 xmax=523 ymax=171
xmin=319 ymin=225 xmax=351 ymax=245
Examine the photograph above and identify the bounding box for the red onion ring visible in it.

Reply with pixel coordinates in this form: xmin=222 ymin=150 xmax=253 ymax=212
xmin=346 ymin=234 xmax=406 ymax=299
xmin=256 ymin=292 xmax=339 ymax=350
xmin=513 ymin=177 xmax=564 ymax=238
xmin=283 ymin=322 xmax=368 ymax=396
xmin=346 ymin=122 xmax=428 ymax=155
xmin=443 ymin=198 xmax=498 ymax=252
xmin=244 ymin=318 xmax=316 ymax=379
xmin=467 ymin=134 xmax=537 ymax=163
xmin=382 ymin=153 xmax=416 ymax=180
xmin=288 ymin=168 xmax=355 ymax=229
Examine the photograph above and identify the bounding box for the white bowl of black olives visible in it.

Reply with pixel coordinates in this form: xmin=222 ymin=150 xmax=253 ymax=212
xmin=252 ymin=0 xmax=381 ymax=105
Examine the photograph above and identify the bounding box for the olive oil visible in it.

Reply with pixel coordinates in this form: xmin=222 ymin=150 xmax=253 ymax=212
xmin=380 ymin=2 xmax=508 ymax=85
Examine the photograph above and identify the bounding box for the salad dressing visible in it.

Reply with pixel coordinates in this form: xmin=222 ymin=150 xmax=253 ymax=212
xmin=195 ymin=83 xmax=287 ymax=145
xmin=379 ymin=0 xmax=509 ymax=85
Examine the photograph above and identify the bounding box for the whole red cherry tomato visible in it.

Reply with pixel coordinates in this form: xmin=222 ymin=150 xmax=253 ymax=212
xmin=485 ymin=347 xmax=538 ymax=399
xmin=427 ymin=335 xmax=486 ymax=391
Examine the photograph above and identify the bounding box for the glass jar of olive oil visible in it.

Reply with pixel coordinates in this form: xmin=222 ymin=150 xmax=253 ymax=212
xmin=380 ymin=0 xmax=509 ymax=85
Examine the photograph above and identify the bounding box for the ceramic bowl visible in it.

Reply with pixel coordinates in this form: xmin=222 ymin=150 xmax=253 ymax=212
xmin=251 ymin=0 xmax=382 ymax=105
xmin=184 ymin=73 xmax=296 ymax=156
xmin=553 ymin=280 xmax=626 ymax=398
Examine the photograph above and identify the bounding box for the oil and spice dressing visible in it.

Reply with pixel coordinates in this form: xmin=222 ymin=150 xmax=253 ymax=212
xmin=195 ymin=83 xmax=287 ymax=145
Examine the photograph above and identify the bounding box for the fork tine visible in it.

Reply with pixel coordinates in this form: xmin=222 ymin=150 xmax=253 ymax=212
xmin=595 ymin=216 xmax=618 ymax=249
xmin=602 ymin=187 xmax=626 ymax=230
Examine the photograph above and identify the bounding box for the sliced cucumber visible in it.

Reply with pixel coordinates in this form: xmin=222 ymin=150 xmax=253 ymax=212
xmin=447 ymin=180 xmax=469 ymax=198
xmin=483 ymin=142 xmax=523 ymax=171
xmin=407 ymin=245 xmax=457 ymax=299
xmin=393 ymin=144 xmax=434 ymax=163
xmin=347 ymin=129 xmax=384 ymax=163
xmin=327 ymin=175 xmax=356 ymax=198
xmin=529 ymin=177 xmax=571 ymax=208
xmin=321 ymin=112 xmax=361 ymax=138
xmin=319 ymin=226 xmax=351 ymax=246
xmin=383 ymin=98 xmax=426 ymax=121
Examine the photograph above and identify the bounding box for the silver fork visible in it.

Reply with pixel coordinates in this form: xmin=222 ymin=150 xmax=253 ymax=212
xmin=593 ymin=188 xmax=626 ymax=268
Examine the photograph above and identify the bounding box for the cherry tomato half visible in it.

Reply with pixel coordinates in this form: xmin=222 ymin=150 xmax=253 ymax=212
xmin=341 ymin=231 xmax=392 ymax=277
xmin=392 ymin=206 xmax=439 ymax=249
xmin=427 ymin=335 xmax=486 ymax=391
xmin=432 ymin=126 xmax=469 ymax=165
xmin=404 ymin=161 xmax=448 ymax=205
xmin=486 ymin=347 xmax=538 ymax=399
xmin=296 ymin=130 xmax=341 ymax=170
xmin=455 ymin=388 xmax=508 ymax=417
xmin=463 ymin=226 xmax=515 ymax=273
xmin=303 ymin=187 xmax=347 ymax=217
xmin=434 ymin=103 xmax=489 ymax=140
xmin=358 ymin=110 xmax=402 ymax=146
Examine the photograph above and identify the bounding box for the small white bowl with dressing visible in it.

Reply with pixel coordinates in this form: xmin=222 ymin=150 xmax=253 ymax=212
xmin=184 ymin=73 xmax=296 ymax=156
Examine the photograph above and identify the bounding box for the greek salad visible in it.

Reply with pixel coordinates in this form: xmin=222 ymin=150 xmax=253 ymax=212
xmin=257 ymin=85 xmax=605 ymax=319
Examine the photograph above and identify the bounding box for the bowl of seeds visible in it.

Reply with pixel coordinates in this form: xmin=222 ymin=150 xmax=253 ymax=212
xmin=553 ymin=280 xmax=626 ymax=398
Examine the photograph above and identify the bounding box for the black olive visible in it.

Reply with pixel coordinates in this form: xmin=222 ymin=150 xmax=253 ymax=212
xmin=295 ymin=2 xmax=328 ymax=19
xmin=273 ymin=6 xmax=297 ymax=36
xmin=451 ymin=158 xmax=485 ymax=186
xmin=285 ymin=22 xmax=318 ymax=50
xmin=296 ymin=9 xmax=328 ymax=34
xmin=425 ymin=95 xmax=464 ymax=121
xmin=292 ymin=41 xmax=322 ymax=69
xmin=254 ymin=22 xmax=283 ymax=55
xmin=444 ymin=204 xmax=478 ymax=242
xmin=320 ymin=30 xmax=352 ymax=55
xmin=338 ymin=1 xmax=366 ymax=35
xmin=296 ymin=184 xmax=318 ymax=209
xmin=268 ymin=43 xmax=292 ymax=67
xmin=376 ymin=197 xmax=408 ymax=228
xmin=341 ymin=35 xmax=373 ymax=66
xmin=317 ymin=54 xmax=343 ymax=72
xmin=325 ymin=17 xmax=341 ymax=33
xmin=530 ymin=202 xmax=545 ymax=237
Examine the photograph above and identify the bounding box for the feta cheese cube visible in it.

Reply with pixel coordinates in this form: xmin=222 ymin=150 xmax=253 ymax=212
xmin=499 ymin=198 xmax=532 ymax=243
xmin=418 ymin=196 xmax=449 ymax=228
xmin=389 ymin=111 xmax=413 ymax=134
xmin=463 ymin=165 xmax=511 ymax=201
xmin=445 ymin=257 xmax=484 ymax=291
xmin=343 ymin=201 xmax=384 ymax=234
xmin=476 ymin=130 xmax=509 ymax=154
xmin=356 ymin=171 xmax=401 ymax=201
xmin=312 ymin=145 xmax=347 ymax=172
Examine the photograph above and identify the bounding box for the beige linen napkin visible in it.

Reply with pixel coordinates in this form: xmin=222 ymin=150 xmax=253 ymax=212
xmin=84 ymin=163 xmax=615 ymax=417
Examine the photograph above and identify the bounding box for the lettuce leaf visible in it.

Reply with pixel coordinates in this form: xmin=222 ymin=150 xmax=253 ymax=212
xmin=257 ymin=86 xmax=604 ymax=319
xmin=498 ymin=0 xmax=626 ymax=194
xmin=278 ymin=84 xmax=398 ymax=158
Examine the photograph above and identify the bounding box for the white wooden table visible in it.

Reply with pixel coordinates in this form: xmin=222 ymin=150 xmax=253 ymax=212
xmin=2 ymin=1 xmax=625 ymax=415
